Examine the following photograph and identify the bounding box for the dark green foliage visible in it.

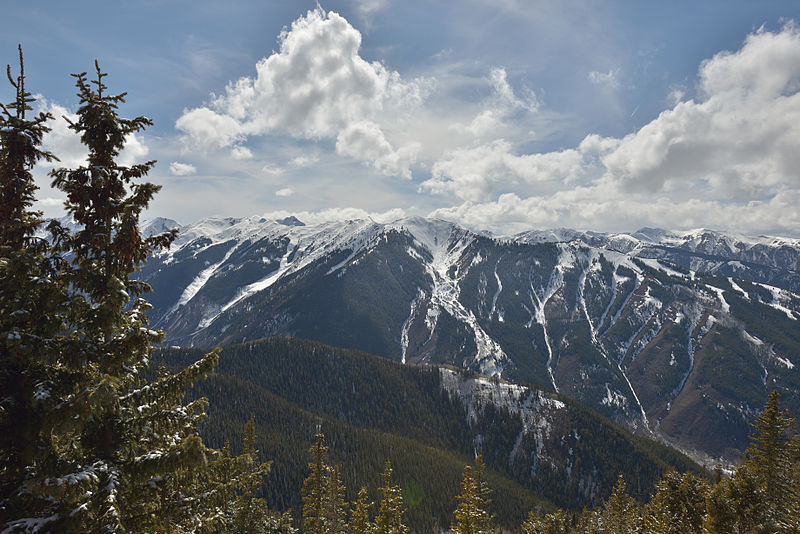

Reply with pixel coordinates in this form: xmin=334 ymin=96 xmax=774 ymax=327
xmin=1 ymin=56 xmax=264 ymax=533
xmin=522 ymin=393 xmax=800 ymax=534
xmin=643 ymin=471 xmax=709 ymax=534
xmin=452 ymin=456 xmax=493 ymax=534
xmin=0 ymin=45 xmax=69 ymax=529
xmin=349 ymin=486 xmax=372 ymax=534
xmin=156 ymin=336 xmax=701 ymax=530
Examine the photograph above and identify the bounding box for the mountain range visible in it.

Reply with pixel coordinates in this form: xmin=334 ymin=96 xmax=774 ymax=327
xmin=135 ymin=215 xmax=800 ymax=465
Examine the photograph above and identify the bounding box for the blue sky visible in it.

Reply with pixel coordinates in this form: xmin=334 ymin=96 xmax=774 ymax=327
xmin=3 ymin=1 xmax=800 ymax=236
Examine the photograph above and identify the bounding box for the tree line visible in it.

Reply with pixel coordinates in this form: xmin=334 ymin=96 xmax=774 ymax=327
xmin=293 ymin=390 xmax=799 ymax=534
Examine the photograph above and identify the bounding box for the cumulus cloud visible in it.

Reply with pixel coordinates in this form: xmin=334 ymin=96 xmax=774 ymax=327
xmin=422 ymin=139 xmax=591 ymax=201
xmin=275 ymin=187 xmax=294 ymax=197
xmin=169 ymin=162 xmax=198 ymax=176
xmin=231 ymin=146 xmax=253 ymax=160
xmin=603 ymin=23 xmax=800 ymax=199
xmin=425 ymin=24 xmax=800 ymax=237
xmin=336 ymin=121 xmax=419 ymax=178
xmin=176 ymin=7 xmax=425 ymax=178
xmin=39 ymin=104 xmax=87 ymax=169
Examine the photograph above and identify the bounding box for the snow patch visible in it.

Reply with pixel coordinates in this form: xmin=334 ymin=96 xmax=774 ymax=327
xmin=706 ymin=285 xmax=730 ymax=314
xmin=728 ymin=278 xmax=750 ymax=300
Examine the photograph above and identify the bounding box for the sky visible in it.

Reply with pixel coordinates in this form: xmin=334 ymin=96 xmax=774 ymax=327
xmin=3 ymin=1 xmax=800 ymax=236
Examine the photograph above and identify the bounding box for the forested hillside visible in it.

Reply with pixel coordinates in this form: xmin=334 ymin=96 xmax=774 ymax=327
xmin=156 ymin=337 xmax=701 ymax=530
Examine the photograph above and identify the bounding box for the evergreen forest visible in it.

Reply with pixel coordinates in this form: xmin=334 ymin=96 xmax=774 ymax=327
xmin=1 ymin=50 xmax=799 ymax=533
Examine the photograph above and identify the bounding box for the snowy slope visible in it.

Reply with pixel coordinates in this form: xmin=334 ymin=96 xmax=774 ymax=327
xmin=138 ymin=215 xmax=800 ymax=464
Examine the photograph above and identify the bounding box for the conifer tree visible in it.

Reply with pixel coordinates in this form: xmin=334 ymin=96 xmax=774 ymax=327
xmin=225 ymin=414 xmax=284 ymax=534
xmin=520 ymin=509 xmax=570 ymax=534
xmin=747 ymin=391 xmax=798 ymax=525
xmin=324 ymin=465 xmax=347 ymax=534
xmin=597 ymin=475 xmax=642 ymax=534
xmin=731 ymin=390 xmax=800 ymax=533
xmin=643 ymin=471 xmax=708 ymax=534
xmin=350 ymin=486 xmax=373 ymax=534
xmin=0 ymin=45 xmax=71 ymax=532
xmin=703 ymin=477 xmax=737 ymax=534
xmin=374 ymin=460 xmax=407 ymax=534
xmin=452 ymin=457 xmax=493 ymax=534
xmin=302 ymin=433 xmax=330 ymax=534
xmin=3 ymin=59 xmax=262 ymax=532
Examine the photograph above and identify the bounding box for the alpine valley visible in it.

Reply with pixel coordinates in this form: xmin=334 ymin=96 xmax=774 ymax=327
xmin=138 ymin=215 xmax=800 ymax=466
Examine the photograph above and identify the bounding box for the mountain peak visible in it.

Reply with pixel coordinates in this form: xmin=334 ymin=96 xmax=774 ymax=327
xmin=276 ymin=215 xmax=305 ymax=227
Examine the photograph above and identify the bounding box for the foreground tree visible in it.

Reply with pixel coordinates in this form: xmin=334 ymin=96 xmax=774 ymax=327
xmin=2 ymin=57 xmax=265 ymax=532
xmin=452 ymin=456 xmax=493 ymax=534
xmin=225 ymin=416 xmax=293 ymax=534
xmin=349 ymin=486 xmax=373 ymax=534
xmin=373 ymin=460 xmax=408 ymax=534
xmin=0 ymin=45 xmax=71 ymax=531
xmin=302 ymin=433 xmax=331 ymax=534
xmin=643 ymin=471 xmax=708 ymax=534
xmin=719 ymin=390 xmax=800 ymax=533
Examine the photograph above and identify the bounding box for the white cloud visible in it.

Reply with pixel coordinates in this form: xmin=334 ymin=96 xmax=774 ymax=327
xmin=489 ymin=67 xmax=538 ymax=112
xmin=261 ymin=164 xmax=284 ymax=175
xmin=231 ymin=146 xmax=253 ymax=160
xmin=37 ymin=197 xmax=64 ymax=207
xmin=275 ymin=187 xmax=294 ymax=197
xmin=335 ymin=121 xmax=419 ymax=178
xmin=603 ymin=23 xmax=800 ymax=199
xmin=425 ymin=24 xmax=800 ymax=237
xmin=175 ymin=107 xmax=243 ymax=150
xmin=169 ymin=162 xmax=198 ymax=176
xmin=588 ymin=68 xmax=620 ymax=89
xmin=39 ymin=104 xmax=86 ymax=169
xmin=261 ymin=206 xmax=407 ymax=225
xmin=354 ymin=0 xmax=389 ymax=18
xmin=290 ymin=154 xmax=319 ymax=168
xmin=118 ymin=132 xmax=149 ymax=167
xmin=176 ymin=7 xmax=425 ymax=178
xmin=422 ymin=138 xmax=603 ymax=201
xmin=430 ymin=188 xmax=800 ymax=237
xmin=465 ymin=67 xmax=538 ymax=137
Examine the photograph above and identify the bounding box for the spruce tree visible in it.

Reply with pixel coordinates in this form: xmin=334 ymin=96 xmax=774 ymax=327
xmin=350 ymin=486 xmax=373 ymax=534
xmin=302 ymin=433 xmax=330 ymax=534
xmin=3 ymin=59 xmax=262 ymax=532
xmin=452 ymin=457 xmax=493 ymax=534
xmin=324 ymin=465 xmax=347 ymax=534
xmin=373 ymin=460 xmax=407 ymax=534
xmin=597 ymin=475 xmax=642 ymax=534
xmin=735 ymin=390 xmax=800 ymax=533
xmin=226 ymin=415 xmax=287 ymax=534
xmin=643 ymin=471 xmax=708 ymax=534
xmin=519 ymin=509 xmax=571 ymax=534
xmin=0 ymin=45 xmax=71 ymax=532
xmin=703 ymin=477 xmax=737 ymax=534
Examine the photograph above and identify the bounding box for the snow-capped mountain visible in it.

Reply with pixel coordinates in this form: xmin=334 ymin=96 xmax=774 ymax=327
xmin=138 ymin=215 xmax=800 ymax=464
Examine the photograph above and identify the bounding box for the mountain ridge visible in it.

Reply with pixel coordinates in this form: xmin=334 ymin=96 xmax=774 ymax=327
xmin=137 ymin=215 xmax=800 ymax=465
